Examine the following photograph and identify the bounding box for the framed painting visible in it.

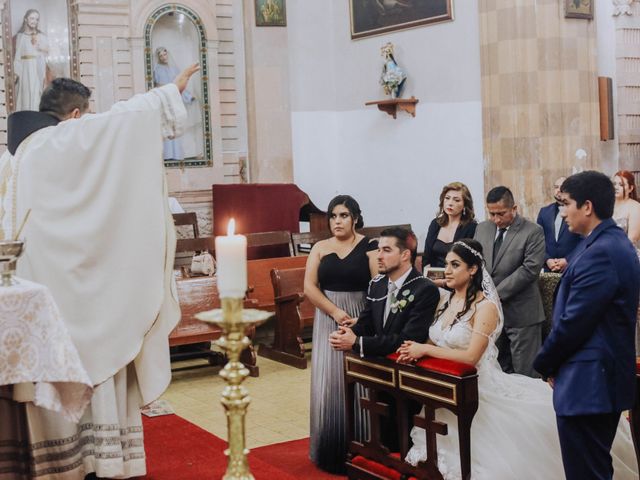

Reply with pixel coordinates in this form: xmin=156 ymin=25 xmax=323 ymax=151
xmin=255 ymin=0 xmax=286 ymax=27
xmin=350 ymin=0 xmax=453 ymax=40
xmin=2 ymin=0 xmax=77 ymax=113
xmin=565 ymin=0 xmax=593 ymax=20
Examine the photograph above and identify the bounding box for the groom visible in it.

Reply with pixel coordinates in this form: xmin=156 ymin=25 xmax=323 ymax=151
xmin=330 ymin=227 xmax=439 ymax=450
xmin=329 ymin=227 xmax=439 ymax=358
xmin=534 ymin=171 xmax=640 ymax=480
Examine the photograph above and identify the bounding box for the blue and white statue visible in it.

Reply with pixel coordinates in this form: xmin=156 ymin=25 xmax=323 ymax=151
xmin=380 ymin=42 xmax=406 ymax=99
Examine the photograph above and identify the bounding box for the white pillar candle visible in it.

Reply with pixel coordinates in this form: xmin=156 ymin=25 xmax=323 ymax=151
xmin=215 ymin=219 xmax=247 ymax=298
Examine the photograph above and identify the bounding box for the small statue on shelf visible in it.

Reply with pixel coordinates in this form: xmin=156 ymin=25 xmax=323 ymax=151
xmin=380 ymin=42 xmax=406 ymax=99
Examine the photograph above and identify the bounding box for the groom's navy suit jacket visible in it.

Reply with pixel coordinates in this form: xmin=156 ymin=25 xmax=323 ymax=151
xmin=352 ymin=268 xmax=439 ymax=357
xmin=536 ymin=202 xmax=581 ymax=269
xmin=534 ymin=218 xmax=640 ymax=416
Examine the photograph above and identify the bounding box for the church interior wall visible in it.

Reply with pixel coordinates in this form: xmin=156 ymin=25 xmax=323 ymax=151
xmin=287 ymin=1 xmax=485 ymax=243
xmin=0 ymin=1 xmax=637 ymax=240
xmin=240 ymin=0 xmax=293 ymax=183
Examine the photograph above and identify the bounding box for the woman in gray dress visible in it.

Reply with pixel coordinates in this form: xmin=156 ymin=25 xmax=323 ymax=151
xmin=304 ymin=195 xmax=377 ymax=474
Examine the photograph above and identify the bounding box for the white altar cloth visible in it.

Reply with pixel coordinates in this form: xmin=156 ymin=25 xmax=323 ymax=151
xmin=0 ymin=278 xmax=92 ymax=422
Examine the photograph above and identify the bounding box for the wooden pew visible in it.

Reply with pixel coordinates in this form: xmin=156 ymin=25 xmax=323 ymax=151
xmin=170 ymin=256 xmax=307 ymax=374
xmin=246 ymin=230 xmax=294 ymax=257
xmin=291 ymin=231 xmax=331 ymax=255
xmin=245 ymin=255 xmax=308 ymax=310
xmin=345 ymin=352 xmax=479 ymax=480
xmin=259 ymin=267 xmax=315 ymax=369
xmin=171 ymin=275 xmax=261 ymax=376
xmin=358 ymin=224 xmax=412 ymax=239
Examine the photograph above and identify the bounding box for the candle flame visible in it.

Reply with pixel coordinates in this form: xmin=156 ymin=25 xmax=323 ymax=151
xmin=227 ymin=218 xmax=235 ymax=236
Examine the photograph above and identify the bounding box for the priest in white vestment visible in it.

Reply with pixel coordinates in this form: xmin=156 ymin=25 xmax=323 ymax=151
xmin=0 ymin=65 xmax=199 ymax=479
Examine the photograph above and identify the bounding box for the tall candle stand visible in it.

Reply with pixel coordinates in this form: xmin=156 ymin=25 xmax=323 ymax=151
xmin=196 ymin=298 xmax=271 ymax=480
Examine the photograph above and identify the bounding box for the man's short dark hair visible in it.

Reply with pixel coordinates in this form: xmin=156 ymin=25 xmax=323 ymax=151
xmin=380 ymin=227 xmax=418 ymax=263
xmin=486 ymin=186 xmax=515 ymax=207
xmin=39 ymin=78 xmax=91 ymax=119
xmin=561 ymin=171 xmax=614 ymax=220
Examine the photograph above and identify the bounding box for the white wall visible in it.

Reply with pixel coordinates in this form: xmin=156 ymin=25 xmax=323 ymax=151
xmin=287 ymin=1 xmax=484 ymax=245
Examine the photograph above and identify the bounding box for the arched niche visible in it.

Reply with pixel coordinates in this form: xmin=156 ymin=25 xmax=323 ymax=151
xmin=1 ymin=0 xmax=78 ymax=114
xmin=143 ymin=4 xmax=212 ymax=168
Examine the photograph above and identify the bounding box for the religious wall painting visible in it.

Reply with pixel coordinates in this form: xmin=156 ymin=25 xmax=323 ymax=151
xmin=2 ymin=0 xmax=77 ymax=113
xmin=255 ymin=0 xmax=286 ymax=27
xmin=350 ymin=0 xmax=453 ymax=40
xmin=144 ymin=4 xmax=212 ymax=168
xmin=564 ymin=0 xmax=593 ymax=19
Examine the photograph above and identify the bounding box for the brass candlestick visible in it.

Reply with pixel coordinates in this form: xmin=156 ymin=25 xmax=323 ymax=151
xmin=196 ymin=298 xmax=271 ymax=480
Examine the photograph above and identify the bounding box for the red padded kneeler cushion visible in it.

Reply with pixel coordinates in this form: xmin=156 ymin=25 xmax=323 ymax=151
xmin=636 ymin=360 xmax=640 ymax=375
xmin=386 ymin=352 xmax=477 ymax=377
xmin=351 ymin=455 xmax=417 ymax=480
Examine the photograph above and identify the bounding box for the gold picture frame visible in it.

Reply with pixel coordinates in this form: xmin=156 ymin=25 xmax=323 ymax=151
xmin=2 ymin=0 xmax=77 ymax=113
xmin=349 ymin=0 xmax=453 ymax=40
xmin=565 ymin=0 xmax=593 ymax=20
xmin=255 ymin=0 xmax=286 ymax=27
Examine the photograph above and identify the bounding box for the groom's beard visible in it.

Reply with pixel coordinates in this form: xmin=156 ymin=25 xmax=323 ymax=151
xmin=378 ymin=261 xmax=401 ymax=276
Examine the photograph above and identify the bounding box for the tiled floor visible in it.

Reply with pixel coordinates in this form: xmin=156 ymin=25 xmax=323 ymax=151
xmin=161 ymin=352 xmax=311 ymax=448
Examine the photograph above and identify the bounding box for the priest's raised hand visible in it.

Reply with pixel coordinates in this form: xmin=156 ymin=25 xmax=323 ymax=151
xmin=173 ymin=63 xmax=200 ymax=93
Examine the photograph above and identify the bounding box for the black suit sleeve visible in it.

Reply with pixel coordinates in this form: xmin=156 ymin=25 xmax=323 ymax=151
xmin=351 ymin=296 xmax=375 ymax=339
xmin=536 ymin=208 xmax=551 ymax=263
xmin=361 ymin=281 xmax=440 ymax=357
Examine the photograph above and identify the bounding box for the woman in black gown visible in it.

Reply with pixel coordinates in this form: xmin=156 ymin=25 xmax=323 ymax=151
xmin=304 ymin=195 xmax=377 ymax=474
xmin=422 ymin=182 xmax=477 ymax=286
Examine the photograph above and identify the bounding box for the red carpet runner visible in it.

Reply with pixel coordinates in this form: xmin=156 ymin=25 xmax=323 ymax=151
xmin=141 ymin=415 xmax=347 ymax=479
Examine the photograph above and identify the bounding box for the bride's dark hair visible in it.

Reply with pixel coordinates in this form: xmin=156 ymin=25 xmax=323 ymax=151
xmin=436 ymin=238 xmax=485 ymax=324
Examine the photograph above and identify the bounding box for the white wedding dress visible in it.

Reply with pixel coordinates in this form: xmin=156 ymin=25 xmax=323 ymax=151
xmin=405 ymin=293 xmax=638 ymax=480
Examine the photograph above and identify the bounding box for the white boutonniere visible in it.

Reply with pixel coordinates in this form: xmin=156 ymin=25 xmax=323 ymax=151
xmin=390 ymin=289 xmax=415 ymax=314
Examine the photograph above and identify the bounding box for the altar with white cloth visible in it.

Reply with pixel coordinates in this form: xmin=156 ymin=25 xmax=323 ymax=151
xmin=0 ymin=278 xmax=93 ymax=478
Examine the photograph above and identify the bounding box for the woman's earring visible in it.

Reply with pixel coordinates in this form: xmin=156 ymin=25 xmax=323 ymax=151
xmin=463 ymin=207 xmax=466 ymax=216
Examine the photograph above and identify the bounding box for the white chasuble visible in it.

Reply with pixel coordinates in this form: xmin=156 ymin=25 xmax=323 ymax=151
xmin=0 ymin=84 xmax=185 ymax=478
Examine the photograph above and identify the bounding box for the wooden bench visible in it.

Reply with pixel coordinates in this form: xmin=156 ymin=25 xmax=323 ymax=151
xmin=245 ymin=255 xmax=308 ymax=310
xmin=258 ymin=267 xmax=315 ymax=369
xmin=246 ymin=230 xmax=294 ymax=257
xmin=173 ymin=213 xmax=204 ymax=269
xmin=291 ymin=231 xmax=331 ymax=255
xmin=170 ymin=275 xmax=261 ymax=376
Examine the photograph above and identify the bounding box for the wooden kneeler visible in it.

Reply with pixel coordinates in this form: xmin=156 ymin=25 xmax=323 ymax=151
xmin=344 ymin=352 xmax=479 ymax=480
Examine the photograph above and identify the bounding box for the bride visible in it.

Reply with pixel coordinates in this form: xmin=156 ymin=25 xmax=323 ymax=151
xmin=396 ymin=239 xmax=638 ymax=480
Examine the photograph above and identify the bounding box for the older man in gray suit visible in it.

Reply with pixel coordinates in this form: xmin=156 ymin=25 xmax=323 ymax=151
xmin=474 ymin=186 xmax=546 ymax=377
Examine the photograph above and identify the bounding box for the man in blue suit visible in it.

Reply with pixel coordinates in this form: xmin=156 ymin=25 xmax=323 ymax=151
xmin=536 ymin=176 xmax=581 ymax=272
xmin=534 ymin=171 xmax=640 ymax=480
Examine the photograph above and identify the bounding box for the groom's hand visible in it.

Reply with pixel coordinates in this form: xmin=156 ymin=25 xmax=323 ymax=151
xmin=329 ymin=326 xmax=357 ymax=351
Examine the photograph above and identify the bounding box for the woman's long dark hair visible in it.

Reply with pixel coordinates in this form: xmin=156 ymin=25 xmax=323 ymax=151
xmin=435 ymin=238 xmax=484 ymax=325
xmin=435 ymin=182 xmax=475 ymax=227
